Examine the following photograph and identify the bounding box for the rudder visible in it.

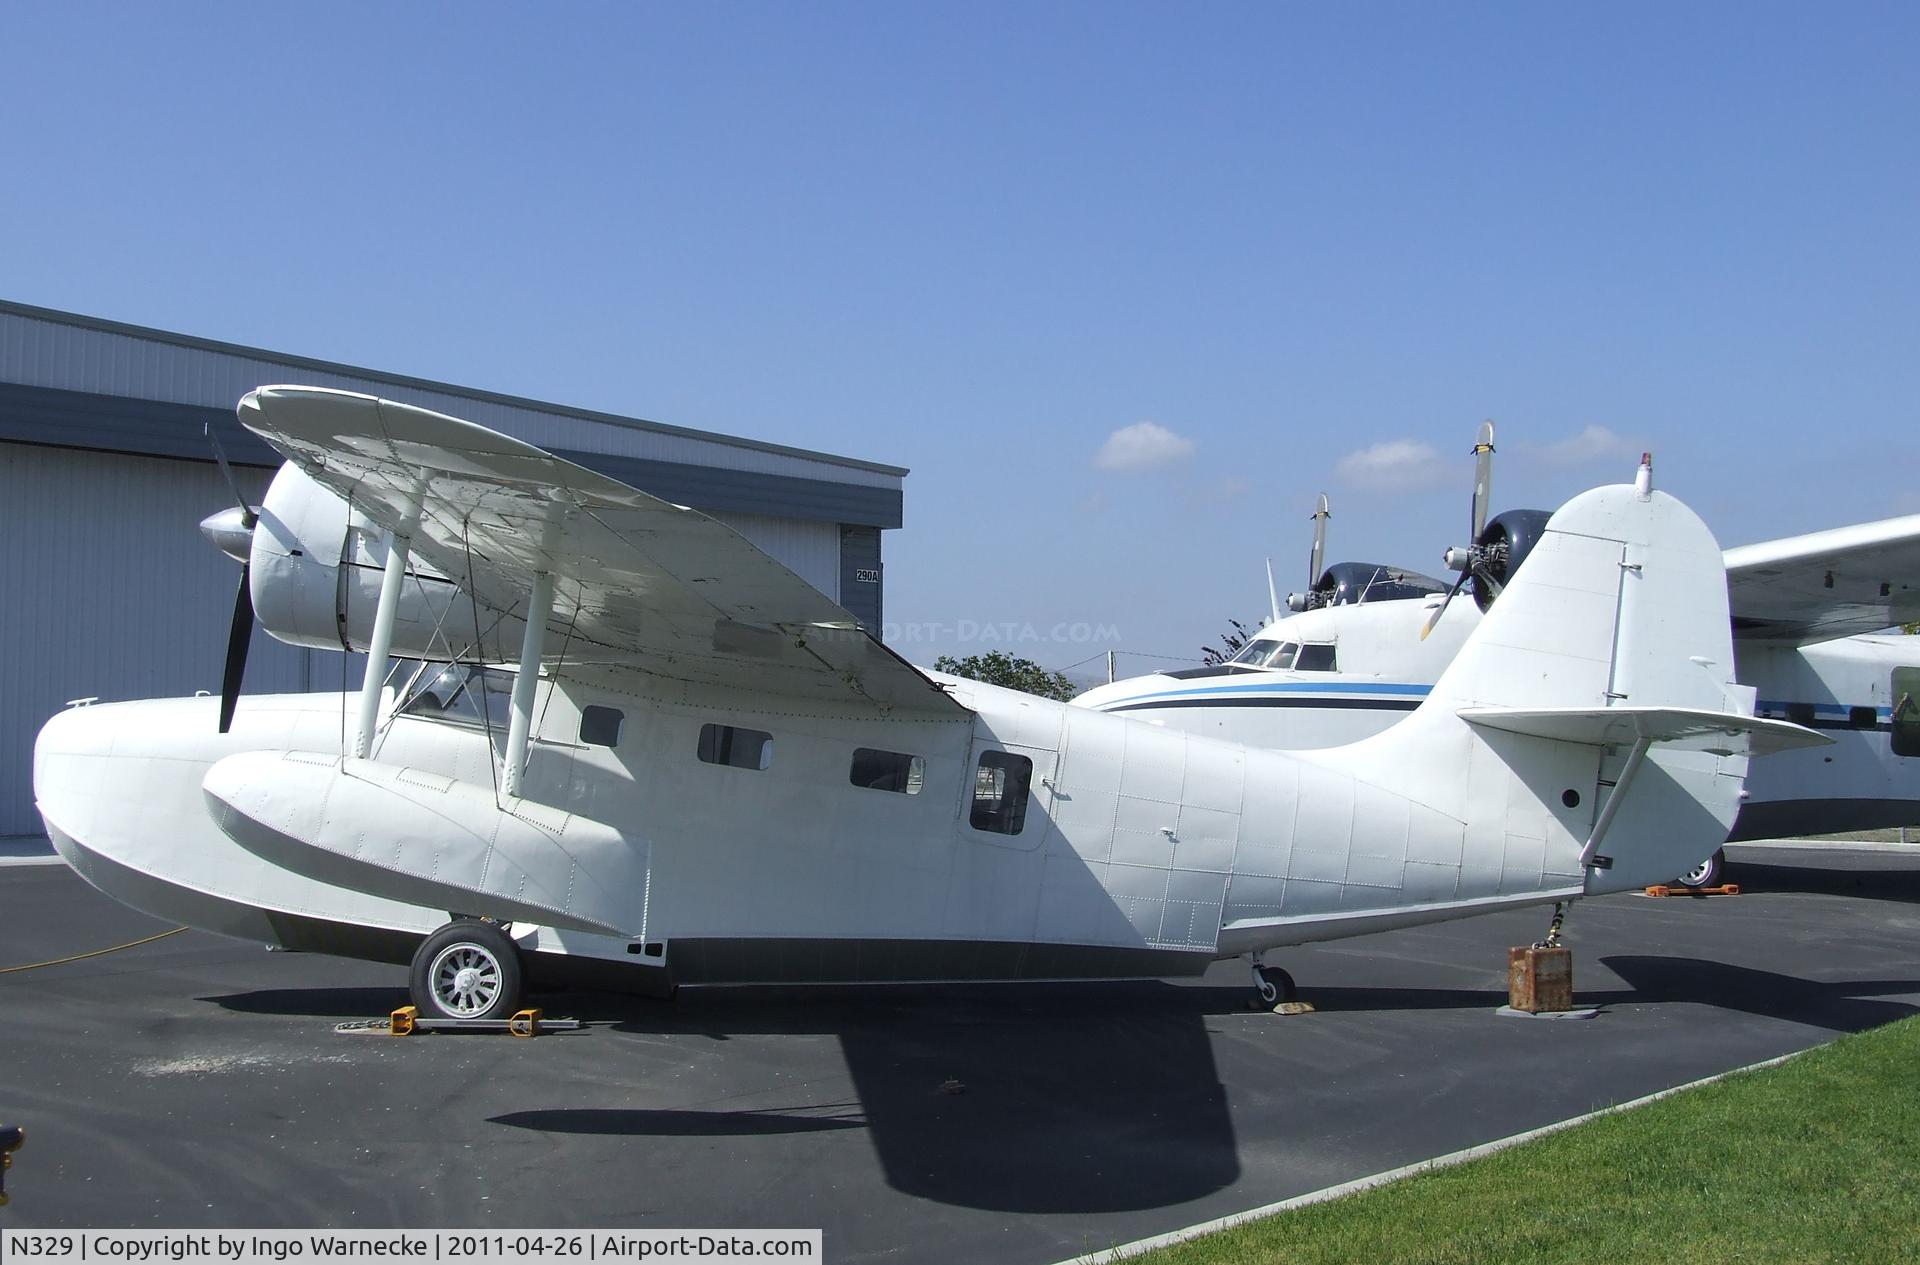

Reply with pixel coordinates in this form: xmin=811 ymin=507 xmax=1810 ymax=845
xmin=1309 ymin=477 xmax=1776 ymax=896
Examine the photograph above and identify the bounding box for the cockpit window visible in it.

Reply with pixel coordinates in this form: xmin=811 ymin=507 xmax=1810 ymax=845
xmin=398 ymin=663 xmax=515 ymax=729
xmin=1226 ymin=639 xmax=1304 ymax=669
xmin=1230 ymin=639 xmax=1281 ymax=665
xmin=1294 ymin=643 xmax=1337 ymax=672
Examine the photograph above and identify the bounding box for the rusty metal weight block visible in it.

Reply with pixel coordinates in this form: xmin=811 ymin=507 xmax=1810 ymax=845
xmin=1509 ymin=945 xmax=1574 ymax=1013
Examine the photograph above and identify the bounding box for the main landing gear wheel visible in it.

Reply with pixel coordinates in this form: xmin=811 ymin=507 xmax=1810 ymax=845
xmin=1677 ymin=848 xmax=1726 ymax=889
xmin=410 ymin=920 xmax=523 ymax=1020
xmin=1251 ymin=964 xmax=1298 ymax=1008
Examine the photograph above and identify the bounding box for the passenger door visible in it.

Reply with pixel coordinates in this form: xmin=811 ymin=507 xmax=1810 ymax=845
xmin=1893 ymin=668 xmax=1920 ymax=758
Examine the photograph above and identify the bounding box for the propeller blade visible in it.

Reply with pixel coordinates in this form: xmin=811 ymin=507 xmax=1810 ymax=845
xmin=218 ymin=562 xmax=254 ymax=734
xmin=1266 ymin=557 xmax=1282 ymax=625
xmin=205 ymin=422 xmax=257 ymax=528
xmin=1307 ymin=493 xmax=1331 ymax=588
xmin=1470 ymin=420 xmax=1495 ymax=541
xmin=1420 ymin=567 xmax=1471 ymax=641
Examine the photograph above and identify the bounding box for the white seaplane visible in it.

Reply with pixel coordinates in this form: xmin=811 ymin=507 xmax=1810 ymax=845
xmin=1077 ymin=429 xmax=1920 ymax=887
xmin=34 ymin=389 xmax=1825 ymax=1020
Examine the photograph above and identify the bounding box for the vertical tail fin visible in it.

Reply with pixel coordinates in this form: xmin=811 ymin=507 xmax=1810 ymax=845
xmin=1311 ymin=479 xmax=1792 ymax=895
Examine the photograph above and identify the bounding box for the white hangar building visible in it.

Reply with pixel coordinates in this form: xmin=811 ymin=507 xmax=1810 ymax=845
xmin=0 ymin=300 xmax=905 ymax=840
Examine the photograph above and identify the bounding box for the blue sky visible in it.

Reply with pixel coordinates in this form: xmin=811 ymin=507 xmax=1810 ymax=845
xmin=5 ymin=4 xmax=1915 ymax=672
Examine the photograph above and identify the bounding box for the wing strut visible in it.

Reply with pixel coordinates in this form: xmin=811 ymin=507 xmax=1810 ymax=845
xmin=353 ymin=525 xmax=415 ymax=759
xmin=502 ymin=571 xmax=554 ymax=799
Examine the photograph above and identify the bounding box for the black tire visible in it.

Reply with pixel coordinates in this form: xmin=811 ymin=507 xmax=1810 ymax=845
xmin=1257 ymin=965 xmax=1298 ymax=1005
xmin=1676 ymin=848 xmax=1726 ymax=889
xmin=410 ymin=921 xmax=523 ymax=1020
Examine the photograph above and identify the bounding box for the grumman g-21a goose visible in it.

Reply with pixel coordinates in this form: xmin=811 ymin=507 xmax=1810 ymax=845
xmin=34 ymin=388 xmax=1825 ymax=1019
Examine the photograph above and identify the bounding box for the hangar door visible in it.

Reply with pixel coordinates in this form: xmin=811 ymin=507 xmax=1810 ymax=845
xmin=0 ymin=444 xmax=322 ymax=837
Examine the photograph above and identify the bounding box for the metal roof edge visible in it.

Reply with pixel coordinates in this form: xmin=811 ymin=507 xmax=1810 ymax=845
xmin=0 ymin=298 xmax=911 ymax=480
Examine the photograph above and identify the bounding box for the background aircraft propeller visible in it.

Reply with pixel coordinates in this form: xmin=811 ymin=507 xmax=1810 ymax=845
xmin=1285 ymin=494 xmax=1334 ymax=613
xmin=1469 ymin=419 xmax=1495 ymax=539
xmin=1423 ymin=421 xmax=1500 ymax=640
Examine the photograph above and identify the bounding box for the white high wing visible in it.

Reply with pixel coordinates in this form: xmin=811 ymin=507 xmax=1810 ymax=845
xmin=1078 ymin=457 xmax=1920 ymax=855
xmin=34 ymin=387 xmax=1824 ymax=1018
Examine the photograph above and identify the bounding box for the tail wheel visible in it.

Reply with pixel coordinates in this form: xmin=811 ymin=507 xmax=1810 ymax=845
xmin=1677 ymin=848 xmax=1726 ymax=889
xmin=410 ymin=920 xmax=523 ymax=1020
xmin=1255 ymin=965 xmax=1298 ymax=1006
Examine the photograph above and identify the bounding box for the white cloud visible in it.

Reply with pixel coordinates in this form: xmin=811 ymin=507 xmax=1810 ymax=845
xmin=1094 ymin=421 xmax=1196 ymax=472
xmin=1538 ymin=424 xmax=1636 ymax=466
xmin=1334 ymin=438 xmax=1445 ymax=490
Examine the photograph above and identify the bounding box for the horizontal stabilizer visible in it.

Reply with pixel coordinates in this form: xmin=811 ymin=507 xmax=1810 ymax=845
xmin=1457 ymin=705 xmax=1831 ymax=757
xmin=202 ymin=751 xmax=646 ymax=936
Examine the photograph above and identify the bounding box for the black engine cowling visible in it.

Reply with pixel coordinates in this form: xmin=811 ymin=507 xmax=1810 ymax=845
xmin=1309 ymin=562 xmax=1450 ymax=608
xmin=1469 ymin=509 xmax=1553 ymax=611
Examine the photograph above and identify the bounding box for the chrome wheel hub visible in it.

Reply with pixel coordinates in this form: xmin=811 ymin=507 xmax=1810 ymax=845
xmin=429 ymin=943 xmax=502 ymax=1016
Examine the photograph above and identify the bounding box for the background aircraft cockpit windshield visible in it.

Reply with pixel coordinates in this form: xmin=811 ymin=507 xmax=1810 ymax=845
xmin=1229 ymin=639 xmax=1295 ymax=668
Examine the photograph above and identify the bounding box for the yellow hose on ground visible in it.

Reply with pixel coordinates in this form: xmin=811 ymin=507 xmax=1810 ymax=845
xmin=0 ymin=927 xmax=188 ymax=974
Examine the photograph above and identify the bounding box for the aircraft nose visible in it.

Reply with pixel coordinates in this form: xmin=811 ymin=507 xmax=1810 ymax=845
xmin=35 ymin=698 xmax=114 ymax=766
xmin=33 ymin=701 xmax=122 ymax=839
xmin=199 ymin=506 xmax=253 ymax=564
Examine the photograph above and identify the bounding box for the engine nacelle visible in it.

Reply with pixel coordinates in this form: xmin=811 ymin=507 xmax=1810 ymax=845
xmin=1470 ymin=509 xmax=1553 ymax=611
xmin=249 ymin=464 xmax=525 ymax=661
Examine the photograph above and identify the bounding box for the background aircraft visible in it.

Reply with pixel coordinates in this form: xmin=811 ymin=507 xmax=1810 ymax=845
xmin=34 ymin=388 xmax=1819 ymax=1020
xmin=1075 ymin=434 xmax=1920 ymax=886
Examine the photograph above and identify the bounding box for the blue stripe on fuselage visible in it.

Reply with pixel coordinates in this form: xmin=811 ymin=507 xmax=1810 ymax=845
xmin=1098 ymin=680 xmax=1434 ymax=708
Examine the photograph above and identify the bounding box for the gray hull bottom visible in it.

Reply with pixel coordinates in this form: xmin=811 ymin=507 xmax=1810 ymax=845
xmin=47 ymin=821 xmax=1211 ymax=989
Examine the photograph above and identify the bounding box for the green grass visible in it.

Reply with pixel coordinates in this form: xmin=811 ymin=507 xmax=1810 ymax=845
xmin=1127 ymin=1015 xmax=1920 ymax=1265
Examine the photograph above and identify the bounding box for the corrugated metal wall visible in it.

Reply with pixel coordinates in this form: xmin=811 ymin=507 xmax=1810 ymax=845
xmin=0 ymin=308 xmax=901 ymax=489
xmin=0 ymin=445 xmax=318 ymax=836
xmin=708 ymin=511 xmax=841 ymax=604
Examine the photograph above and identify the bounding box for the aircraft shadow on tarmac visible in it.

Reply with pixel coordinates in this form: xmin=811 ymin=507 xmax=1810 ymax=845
xmin=1294 ymin=956 xmax=1919 ymax=1034
xmin=608 ymin=982 xmax=1243 ymax=1216
xmin=490 ymin=1106 xmax=866 ymax=1136
xmin=202 ymin=951 xmax=1919 ymax=1215
xmin=206 ymin=986 xmax=417 ymax=1018
xmin=206 ymin=979 xmax=1245 ymax=1216
xmin=1725 ymin=857 xmax=1920 ymax=904
xmin=1594 ymin=955 xmax=1920 ymax=1032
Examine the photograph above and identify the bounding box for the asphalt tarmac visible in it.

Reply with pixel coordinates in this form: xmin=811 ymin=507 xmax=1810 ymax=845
xmin=4 ymin=843 xmax=1919 ymax=1263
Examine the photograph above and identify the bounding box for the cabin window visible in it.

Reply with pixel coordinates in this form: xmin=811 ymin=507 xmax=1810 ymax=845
xmin=970 ymin=750 xmax=1033 ymax=835
xmin=1848 ymin=706 xmax=1878 ymax=731
xmin=699 ymin=723 xmax=773 ymax=771
xmin=579 ymin=706 xmax=624 ymax=747
xmin=1266 ymin=642 xmax=1299 ymax=669
xmin=1893 ymin=670 xmax=1920 ymax=758
xmin=1786 ymin=702 xmax=1817 ymax=728
xmin=850 ymin=747 xmax=924 ymax=794
xmin=1294 ymin=643 xmax=1337 ymax=672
